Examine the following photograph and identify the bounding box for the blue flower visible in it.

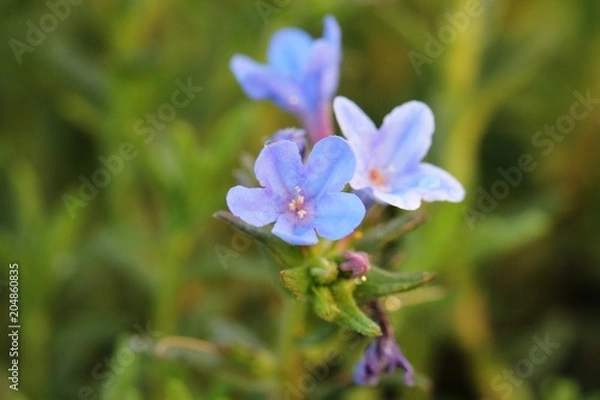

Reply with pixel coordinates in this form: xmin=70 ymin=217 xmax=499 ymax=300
xmin=226 ymin=136 xmax=365 ymax=245
xmin=353 ymin=332 xmax=415 ymax=386
xmin=230 ymin=16 xmax=341 ymax=143
xmin=333 ymin=97 xmax=466 ymax=210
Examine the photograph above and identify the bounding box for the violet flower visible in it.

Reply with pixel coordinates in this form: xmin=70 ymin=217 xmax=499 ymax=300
xmin=353 ymin=301 xmax=415 ymax=386
xmin=333 ymin=97 xmax=466 ymax=210
xmin=226 ymin=136 xmax=365 ymax=245
xmin=230 ymin=16 xmax=341 ymax=143
xmin=269 ymin=128 xmax=307 ymax=157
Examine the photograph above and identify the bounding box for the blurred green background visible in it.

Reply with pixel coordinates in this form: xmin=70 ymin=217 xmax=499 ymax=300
xmin=1 ymin=0 xmax=599 ymax=399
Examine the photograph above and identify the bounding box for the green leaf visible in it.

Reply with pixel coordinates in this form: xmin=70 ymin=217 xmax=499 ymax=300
xmin=214 ymin=211 xmax=303 ymax=268
xmin=354 ymin=266 xmax=435 ymax=301
xmin=355 ymin=211 xmax=428 ymax=251
xmin=312 ymin=281 xmax=381 ymax=337
xmin=312 ymin=286 xmax=339 ymax=321
xmin=280 ymin=266 xmax=312 ymax=298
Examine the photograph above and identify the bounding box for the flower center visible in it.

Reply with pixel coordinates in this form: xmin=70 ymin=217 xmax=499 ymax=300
xmin=288 ymin=187 xmax=307 ymax=219
xmin=369 ymin=168 xmax=387 ymax=187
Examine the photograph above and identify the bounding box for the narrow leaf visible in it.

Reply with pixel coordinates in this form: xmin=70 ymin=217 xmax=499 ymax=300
xmin=354 ymin=265 xmax=435 ymax=301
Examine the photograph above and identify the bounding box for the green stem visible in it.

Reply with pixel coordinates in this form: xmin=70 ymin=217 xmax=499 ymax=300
xmin=278 ymin=297 xmax=306 ymax=398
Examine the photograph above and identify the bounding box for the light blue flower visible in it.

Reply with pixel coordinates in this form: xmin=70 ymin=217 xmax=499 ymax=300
xmin=226 ymin=136 xmax=365 ymax=245
xmin=230 ymin=16 xmax=341 ymax=143
xmin=333 ymin=97 xmax=466 ymax=210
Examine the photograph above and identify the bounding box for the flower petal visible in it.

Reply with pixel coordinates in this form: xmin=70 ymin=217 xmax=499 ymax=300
xmin=267 ymin=28 xmax=313 ymax=75
xmin=254 ymin=140 xmax=304 ymax=197
xmin=304 ymin=40 xmax=340 ymax=108
xmin=304 ymin=136 xmax=356 ymax=197
xmin=333 ymin=96 xmax=378 ymax=145
xmin=299 ymin=41 xmax=340 ymax=141
xmin=408 ymin=162 xmax=466 ymax=202
xmin=230 ymin=55 xmax=306 ymax=114
xmin=272 ymin=216 xmax=318 ymax=245
xmin=323 ymin=15 xmax=341 ymax=48
xmin=375 ymin=101 xmax=435 ymax=171
xmin=226 ymin=186 xmax=277 ymax=226
xmin=313 ymin=192 xmax=365 ymax=240
xmin=373 ymin=162 xmax=465 ymax=210
xmin=333 ymin=97 xmax=377 ymax=189
xmin=371 ymin=189 xmax=423 ymax=211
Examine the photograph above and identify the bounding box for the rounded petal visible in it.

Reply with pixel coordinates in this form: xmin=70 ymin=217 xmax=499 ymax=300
xmin=272 ymin=216 xmax=318 ymax=245
xmin=305 ymin=136 xmax=356 ymax=197
xmin=372 ymin=189 xmax=423 ymax=211
xmin=267 ymin=28 xmax=313 ymax=75
xmin=409 ymin=163 xmax=466 ymax=203
xmin=373 ymin=162 xmax=465 ymax=210
xmin=230 ymin=55 xmax=307 ymax=114
xmin=313 ymin=192 xmax=366 ymax=240
xmin=226 ymin=186 xmax=277 ymax=226
xmin=255 ymin=140 xmax=304 ymax=196
xmin=375 ymin=101 xmax=435 ymax=171
xmin=229 ymin=55 xmax=271 ymax=99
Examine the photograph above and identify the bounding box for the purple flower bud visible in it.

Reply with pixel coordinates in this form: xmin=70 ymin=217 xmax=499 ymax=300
xmin=353 ymin=332 xmax=415 ymax=386
xmin=270 ymin=128 xmax=307 ymax=158
xmin=339 ymin=251 xmax=371 ymax=278
xmin=353 ymin=301 xmax=415 ymax=386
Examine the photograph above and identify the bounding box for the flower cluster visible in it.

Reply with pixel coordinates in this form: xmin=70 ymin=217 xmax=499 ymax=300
xmin=224 ymin=15 xmax=465 ymax=388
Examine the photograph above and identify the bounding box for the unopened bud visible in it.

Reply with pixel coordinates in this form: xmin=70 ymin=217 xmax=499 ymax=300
xmin=339 ymin=251 xmax=371 ymax=278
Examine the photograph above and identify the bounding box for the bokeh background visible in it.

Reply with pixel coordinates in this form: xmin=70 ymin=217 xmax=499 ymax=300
xmin=1 ymin=0 xmax=599 ymax=399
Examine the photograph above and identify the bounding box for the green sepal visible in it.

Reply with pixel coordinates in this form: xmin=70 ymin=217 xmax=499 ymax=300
xmin=312 ymin=281 xmax=382 ymax=337
xmin=280 ymin=266 xmax=312 ymax=298
xmin=214 ymin=211 xmax=303 ymax=268
xmin=354 ymin=265 xmax=435 ymax=300
xmin=355 ymin=211 xmax=428 ymax=251
xmin=309 ymin=258 xmax=339 ymax=285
